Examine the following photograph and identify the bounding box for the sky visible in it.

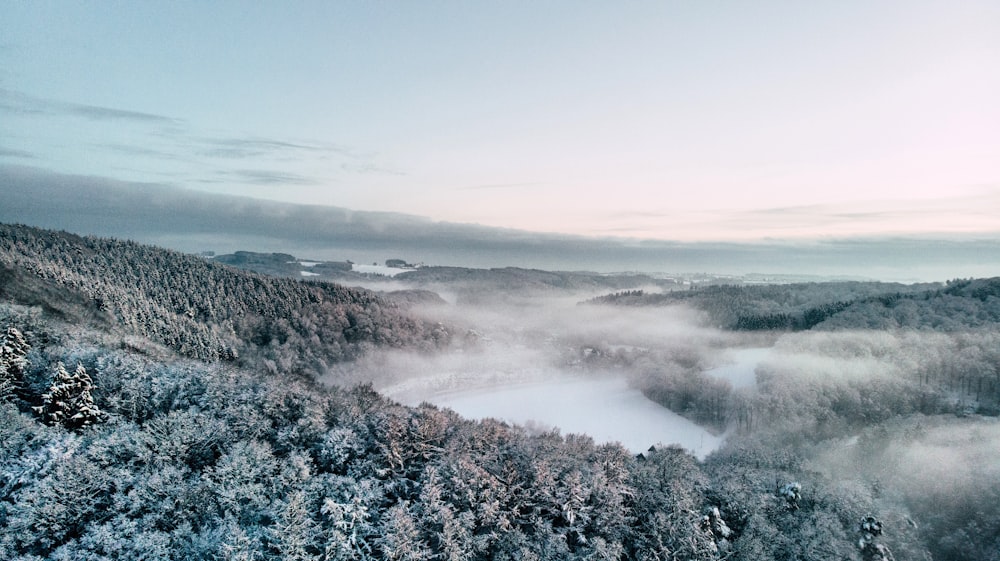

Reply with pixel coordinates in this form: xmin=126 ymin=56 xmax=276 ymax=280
xmin=2 ymin=1 xmax=999 ymax=241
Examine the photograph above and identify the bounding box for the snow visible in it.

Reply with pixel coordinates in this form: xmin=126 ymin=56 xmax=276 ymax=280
xmin=704 ymin=347 xmax=770 ymax=388
xmin=300 ymin=271 xmax=320 ymax=277
xmin=400 ymin=376 xmax=724 ymax=458
xmin=352 ymin=264 xmax=409 ymax=277
xmin=298 ymin=261 xmax=321 ymax=267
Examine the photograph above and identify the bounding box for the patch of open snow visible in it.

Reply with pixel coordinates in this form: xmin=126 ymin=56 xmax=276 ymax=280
xmin=353 ymin=264 xmax=409 ymax=277
xmin=300 ymin=271 xmax=320 ymax=277
xmin=298 ymin=261 xmax=321 ymax=267
xmin=396 ymin=376 xmax=723 ymax=457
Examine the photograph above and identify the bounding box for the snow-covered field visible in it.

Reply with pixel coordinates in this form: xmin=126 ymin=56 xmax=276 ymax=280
xmin=366 ymin=297 xmax=767 ymax=458
xmin=380 ymin=345 xmax=775 ymax=457
xmin=393 ymin=376 xmax=723 ymax=458
xmin=352 ymin=264 xmax=410 ymax=277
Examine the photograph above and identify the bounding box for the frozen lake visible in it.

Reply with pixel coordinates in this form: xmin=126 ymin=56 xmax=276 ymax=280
xmin=402 ymin=376 xmax=724 ymax=458
xmin=378 ymin=345 xmax=776 ymax=459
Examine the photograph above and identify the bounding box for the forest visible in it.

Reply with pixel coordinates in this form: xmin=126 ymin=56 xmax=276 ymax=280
xmin=1 ymin=223 xmax=998 ymax=560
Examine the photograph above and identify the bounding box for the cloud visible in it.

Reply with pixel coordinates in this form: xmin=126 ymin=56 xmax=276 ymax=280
xmin=0 ymin=147 xmax=35 ymax=159
xmin=1 ymin=165 xmax=998 ymax=281
xmin=0 ymin=89 xmax=402 ymax=192
xmin=0 ymin=88 xmax=179 ymax=124
xmin=96 ymin=142 xmax=185 ymax=161
xmin=455 ymin=182 xmax=540 ymax=191
xmin=587 ymin=192 xmax=1000 ymax=242
xmin=340 ymin=161 xmax=405 ymax=175
xmin=723 ymin=192 xmax=1000 ymax=235
xmin=66 ymin=103 xmax=177 ymax=123
xmin=198 ymin=136 xmax=348 ymax=159
xmin=227 ymin=169 xmax=320 ymax=185
xmin=644 ymin=195 xmax=1000 ymax=238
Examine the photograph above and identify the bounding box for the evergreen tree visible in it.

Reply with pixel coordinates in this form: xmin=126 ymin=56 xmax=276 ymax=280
xmin=859 ymin=516 xmax=895 ymax=561
xmin=269 ymin=490 xmax=322 ymax=561
xmin=379 ymin=502 xmax=432 ymax=561
xmin=0 ymin=327 xmax=30 ymax=401
xmin=34 ymin=362 xmax=105 ymax=429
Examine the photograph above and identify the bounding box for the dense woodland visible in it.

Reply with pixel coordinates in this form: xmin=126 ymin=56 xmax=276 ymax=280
xmin=0 ymin=224 xmax=448 ymax=378
xmin=210 ymin=251 xmax=668 ymax=305
xmin=1 ymin=223 xmax=998 ymax=560
xmin=572 ymin=278 xmax=1000 ymax=434
xmin=0 ymin=300 xmax=929 ymax=561
xmin=586 ymin=281 xmax=970 ymax=331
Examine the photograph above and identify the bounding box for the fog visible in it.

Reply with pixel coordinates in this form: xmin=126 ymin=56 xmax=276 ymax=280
xmin=805 ymin=415 xmax=1000 ymax=559
xmin=329 ymin=283 xmax=768 ymax=456
xmin=704 ymin=347 xmax=770 ymax=389
xmin=325 ymin=279 xmax=1000 ymax=557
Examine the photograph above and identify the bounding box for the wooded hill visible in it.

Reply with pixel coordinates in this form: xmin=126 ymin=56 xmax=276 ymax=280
xmin=587 ymin=279 xmax=1000 ymax=331
xmin=1 ymin=223 xmax=996 ymax=560
xmin=212 ymin=250 xmax=674 ymax=303
xmin=0 ymin=224 xmax=447 ymax=377
xmin=0 ymin=297 xmax=930 ymax=561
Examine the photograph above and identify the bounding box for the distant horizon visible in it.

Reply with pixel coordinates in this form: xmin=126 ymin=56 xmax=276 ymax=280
xmin=2 ymin=165 xmax=999 ymax=284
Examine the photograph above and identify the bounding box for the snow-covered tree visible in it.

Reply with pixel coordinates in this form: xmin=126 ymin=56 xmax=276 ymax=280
xmin=0 ymin=363 xmax=13 ymax=403
xmin=859 ymin=516 xmax=895 ymax=561
xmin=34 ymin=362 xmax=105 ymax=429
xmin=379 ymin=502 xmax=432 ymax=561
xmin=779 ymin=482 xmax=802 ymax=510
xmin=0 ymin=326 xmax=30 ymax=401
xmin=269 ymin=490 xmax=322 ymax=561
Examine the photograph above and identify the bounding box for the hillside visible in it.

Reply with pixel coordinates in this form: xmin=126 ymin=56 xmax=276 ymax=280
xmin=0 ymin=224 xmax=446 ymax=377
xmin=210 ymin=250 xmax=679 ymax=302
xmin=0 ymin=296 xmax=936 ymax=561
xmin=1 ymin=223 xmax=997 ymax=560
xmin=585 ymin=280 xmax=1000 ymax=331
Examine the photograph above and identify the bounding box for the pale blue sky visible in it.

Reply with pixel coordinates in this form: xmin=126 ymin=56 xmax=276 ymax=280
xmin=2 ymin=1 xmax=999 ymax=240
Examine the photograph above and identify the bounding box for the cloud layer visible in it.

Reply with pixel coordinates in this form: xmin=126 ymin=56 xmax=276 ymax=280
xmin=2 ymin=165 xmax=999 ymax=282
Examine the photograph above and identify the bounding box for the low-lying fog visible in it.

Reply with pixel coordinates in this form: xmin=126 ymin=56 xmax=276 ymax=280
xmin=323 ymin=277 xmax=1000 ymax=557
xmin=330 ymin=279 xmax=999 ymax=467
xmin=331 ymin=285 xmax=773 ymax=457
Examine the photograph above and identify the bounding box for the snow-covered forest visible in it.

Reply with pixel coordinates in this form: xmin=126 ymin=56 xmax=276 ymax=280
xmin=2 ymin=223 xmax=999 ymax=560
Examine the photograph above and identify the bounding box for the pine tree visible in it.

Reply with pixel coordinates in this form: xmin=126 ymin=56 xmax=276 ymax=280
xmin=34 ymin=362 xmax=105 ymax=429
xmin=0 ymin=327 xmax=30 ymax=401
xmin=0 ymin=363 xmax=13 ymax=403
xmin=859 ymin=516 xmax=895 ymax=561
xmin=269 ymin=490 xmax=322 ymax=561
xmin=379 ymin=502 xmax=432 ymax=561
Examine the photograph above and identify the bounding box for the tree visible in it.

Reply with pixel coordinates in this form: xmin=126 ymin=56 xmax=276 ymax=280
xmin=860 ymin=516 xmax=895 ymax=561
xmin=269 ymin=490 xmax=322 ymax=561
xmin=0 ymin=327 xmax=30 ymax=401
xmin=34 ymin=362 xmax=105 ymax=429
xmin=779 ymin=482 xmax=802 ymax=511
xmin=378 ymin=502 xmax=432 ymax=561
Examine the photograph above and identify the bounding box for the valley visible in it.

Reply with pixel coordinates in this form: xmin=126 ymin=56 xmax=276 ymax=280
xmin=2 ymin=225 xmax=999 ymax=560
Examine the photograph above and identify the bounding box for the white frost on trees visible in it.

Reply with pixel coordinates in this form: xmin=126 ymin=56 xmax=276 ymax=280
xmin=0 ymin=327 xmax=30 ymax=401
xmin=34 ymin=362 xmax=105 ymax=429
xmin=859 ymin=515 xmax=895 ymax=561
xmin=779 ymin=481 xmax=802 ymax=510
